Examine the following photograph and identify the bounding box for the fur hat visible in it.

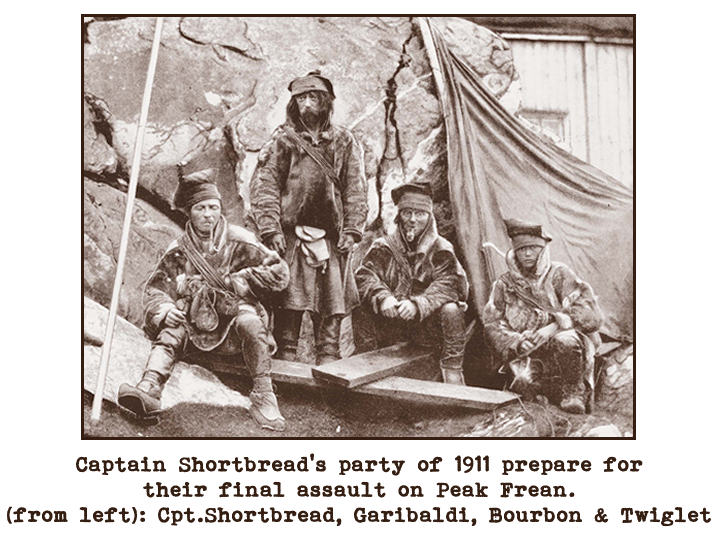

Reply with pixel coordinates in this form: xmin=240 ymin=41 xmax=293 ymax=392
xmin=505 ymin=218 xmax=552 ymax=250
xmin=391 ymin=181 xmax=433 ymax=213
xmin=172 ymin=168 xmax=221 ymax=212
xmin=288 ymin=70 xmax=335 ymax=98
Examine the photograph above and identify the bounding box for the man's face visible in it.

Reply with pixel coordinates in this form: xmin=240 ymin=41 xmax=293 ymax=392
xmin=399 ymin=209 xmax=430 ymax=243
xmin=296 ymin=91 xmax=323 ymax=124
xmin=189 ymin=199 xmax=221 ymax=234
xmin=515 ymin=245 xmax=544 ymax=272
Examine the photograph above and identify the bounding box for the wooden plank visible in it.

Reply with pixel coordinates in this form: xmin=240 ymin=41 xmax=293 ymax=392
xmin=356 ymin=377 xmax=519 ymax=410
xmin=311 ymin=342 xmax=433 ymax=388
xmin=213 ymin=356 xmax=515 ymax=411
xmin=189 ymin=355 xmax=320 ymax=387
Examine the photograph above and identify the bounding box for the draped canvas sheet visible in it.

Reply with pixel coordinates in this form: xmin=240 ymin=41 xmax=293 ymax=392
xmin=427 ymin=21 xmax=634 ymax=341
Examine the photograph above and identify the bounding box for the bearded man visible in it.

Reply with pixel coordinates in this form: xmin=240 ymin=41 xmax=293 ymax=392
xmin=483 ymin=219 xmax=603 ymax=414
xmin=117 ymin=169 xmax=290 ymax=431
xmin=355 ymin=182 xmax=469 ymax=385
xmin=250 ymin=71 xmax=368 ymax=365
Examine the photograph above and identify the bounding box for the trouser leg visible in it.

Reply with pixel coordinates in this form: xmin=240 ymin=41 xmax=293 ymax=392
xmin=118 ymin=325 xmax=187 ymax=417
xmin=233 ymin=311 xmax=273 ymax=382
xmin=313 ymin=313 xmax=342 ymax=365
xmin=273 ymin=309 xmax=302 ymax=362
xmin=438 ymin=303 xmax=466 ymax=371
xmin=540 ymin=329 xmax=585 ymax=411
xmin=235 ymin=312 xmax=286 ymax=431
xmin=144 ymin=325 xmax=188 ymax=382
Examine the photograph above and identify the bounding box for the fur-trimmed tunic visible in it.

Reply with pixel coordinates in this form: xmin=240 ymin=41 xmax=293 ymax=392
xmin=143 ymin=219 xmax=289 ymax=354
xmin=483 ymin=247 xmax=603 ymax=363
xmin=249 ymin=121 xmax=368 ymax=315
xmin=356 ymin=219 xmax=469 ymax=321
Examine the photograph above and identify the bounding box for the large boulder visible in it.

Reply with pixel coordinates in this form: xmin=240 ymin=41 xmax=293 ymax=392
xmin=84 ymin=178 xmax=181 ymax=324
xmin=83 ymin=17 xmax=519 ymax=230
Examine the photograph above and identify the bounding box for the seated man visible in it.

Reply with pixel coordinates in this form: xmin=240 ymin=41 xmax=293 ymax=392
xmin=118 ymin=169 xmax=290 ymax=431
xmin=483 ymin=219 xmax=603 ymax=414
xmin=355 ymin=182 xmax=469 ymax=385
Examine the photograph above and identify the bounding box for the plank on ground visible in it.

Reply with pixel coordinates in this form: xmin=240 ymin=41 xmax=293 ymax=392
xmin=355 ymin=377 xmax=519 ymax=410
xmin=213 ymin=358 xmax=517 ymax=411
xmin=311 ymin=342 xmax=433 ymax=388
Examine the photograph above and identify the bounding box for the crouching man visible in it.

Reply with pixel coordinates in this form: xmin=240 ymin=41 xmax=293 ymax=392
xmin=118 ymin=169 xmax=290 ymax=431
xmin=355 ymin=182 xmax=469 ymax=385
xmin=483 ymin=219 xmax=603 ymax=414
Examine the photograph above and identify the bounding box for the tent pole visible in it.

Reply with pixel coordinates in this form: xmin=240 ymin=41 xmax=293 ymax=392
xmin=417 ymin=18 xmax=448 ymax=117
xmin=90 ymin=17 xmax=164 ymax=423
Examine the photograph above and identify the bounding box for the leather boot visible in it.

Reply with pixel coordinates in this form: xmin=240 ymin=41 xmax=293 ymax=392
xmin=315 ymin=314 xmax=342 ymax=365
xmin=117 ymin=370 xmax=164 ymax=418
xmin=559 ymin=382 xmax=586 ymax=414
xmin=248 ymin=376 xmax=286 ymax=431
xmin=441 ymin=367 xmax=466 ymax=386
xmin=274 ymin=310 xmax=302 ymax=362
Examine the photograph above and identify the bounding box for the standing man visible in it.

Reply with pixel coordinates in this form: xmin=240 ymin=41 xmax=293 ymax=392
xmin=118 ymin=169 xmax=290 ymax=431
xmin=250 ymin=71 xmax=368 ymax=365
xmin=355 ymin=182 xmax=469 ymax=385
xmin=483 ymin=219 xmax=603 ymax=414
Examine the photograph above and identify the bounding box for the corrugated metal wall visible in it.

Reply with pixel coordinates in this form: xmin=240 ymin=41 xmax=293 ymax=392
xmin=509 ymin=39 xmax=634 ymax=187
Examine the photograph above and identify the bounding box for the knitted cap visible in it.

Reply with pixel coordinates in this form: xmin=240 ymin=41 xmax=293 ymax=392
xmin=391 ymin=181 xmax=433 ymax=213
xmin=288 ymin=70 xmax=335 ymax=98
xmin=172 ymin=168 xmax=221 ymax=211
xmin=505 ymin=218 xmax=552 ymax=250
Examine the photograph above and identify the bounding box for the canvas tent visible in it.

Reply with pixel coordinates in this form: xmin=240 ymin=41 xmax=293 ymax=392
xmin=422 ymin=19 xmax=634 ymax=342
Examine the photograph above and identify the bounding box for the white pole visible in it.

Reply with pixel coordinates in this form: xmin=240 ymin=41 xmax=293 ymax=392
xmin=91 ymin=17 xmax=164 ymax=422
xmin=417 ymin=18 xmax=449 ymax=118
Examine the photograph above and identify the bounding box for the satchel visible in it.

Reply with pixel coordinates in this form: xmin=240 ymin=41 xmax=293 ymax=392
xmin=190 ymin=285 xmax=219 ymax=332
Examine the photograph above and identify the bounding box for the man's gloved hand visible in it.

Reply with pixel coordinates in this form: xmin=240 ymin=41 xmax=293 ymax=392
xmin=337 ymin=232 xmax=357 ymax=254
xmin=397 ymin=300 xmax=418 ymax=321
xmin=267 ymin=233 xmax=286 ymax=256
xmin=164 ymin=307 xmax=186 ymax=328
xmin=380 ymin=295 xmax=399 ymax=318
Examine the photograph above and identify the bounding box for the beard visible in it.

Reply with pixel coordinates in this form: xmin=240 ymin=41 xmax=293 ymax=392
xmin=300 ymin=108 xmax=321 ymax=127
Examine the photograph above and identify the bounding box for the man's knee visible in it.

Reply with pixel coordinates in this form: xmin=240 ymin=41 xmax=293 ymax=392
xmin=155 ymin=325 xmax=187 ymax=351
xmin=552 ymin=329 xmax=581 ymax=352
xmin=439 ymin=302 xmax=463 ymax=320
xmin=234 ymin=312 xmax=267 ymax=339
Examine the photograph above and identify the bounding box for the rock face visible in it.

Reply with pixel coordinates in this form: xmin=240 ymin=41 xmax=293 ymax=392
xmin=83 ymin=15 xmax=519 ymax=348
xmin=83 ymin=17 xmax=519 ymax=228
xmin=84 ymin=179 xmax=180 ymax=324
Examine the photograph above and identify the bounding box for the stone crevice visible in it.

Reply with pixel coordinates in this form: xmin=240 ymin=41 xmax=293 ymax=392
xmin=370 ymin=22 xmax=418 ymax=230
xmin=178 ymin=17 xmax=263 ymax=62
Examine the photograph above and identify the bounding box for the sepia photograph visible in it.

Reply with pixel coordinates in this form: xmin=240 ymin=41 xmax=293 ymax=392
xmin=82 ymin=15 xmax=634 ymax=439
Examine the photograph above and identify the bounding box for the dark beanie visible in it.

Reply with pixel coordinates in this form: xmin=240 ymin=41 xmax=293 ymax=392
xmin=391 ymin=181 xmax=433 ymax=213
xmin=504 ymin=218 xmax=552 ymax=250
xmin=172 ymin=168 xmax=221 ymax=211
xmin=288 ymin=70 xmax=335 ymax=98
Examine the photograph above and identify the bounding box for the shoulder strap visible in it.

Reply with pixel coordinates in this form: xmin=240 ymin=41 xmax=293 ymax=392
xmin=283 ymin=125 xmax=341 ymax=187
xmin=179 ymin=236 xmax=233 ymax=294
xmin=502 ymin=273 xmax=554 ymax=314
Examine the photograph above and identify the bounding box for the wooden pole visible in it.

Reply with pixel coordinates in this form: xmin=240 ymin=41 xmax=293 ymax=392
xmin=417 ymin=18 xmax=449 ymax=119
xmin=91 ymin=17 xmax=164 ymax=422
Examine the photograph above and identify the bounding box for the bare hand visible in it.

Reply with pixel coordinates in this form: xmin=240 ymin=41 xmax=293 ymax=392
xmin=268 ymin=233 xmax=286 ymax=256
xmin=164 ymin=307 xmax=186 ymax=328
xmin=531 ymin=323 xmax=558 ymax=347
xmin=380 ymin=296 xmax=399 ymax=318
xmin=397 ymin=300 xmax=418 ymax=321
xmin=337 ymin=233 xmax=356 ymax=254
xmin=231 ymin=274 xmax=252 ymax=297
xmin=518 ymin=339 xmax=536 ymax=355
